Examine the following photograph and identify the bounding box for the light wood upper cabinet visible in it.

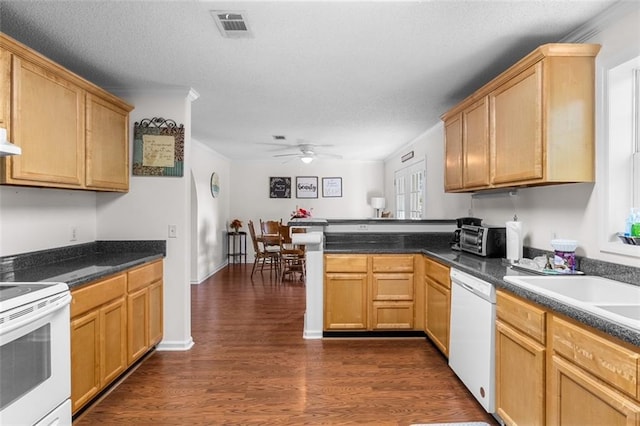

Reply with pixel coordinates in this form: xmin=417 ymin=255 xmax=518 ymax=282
xmin=444 ymin=113 xmax=463 ymax=191
xmin=463 ymin=97 xmax=490 ymax=188
xmin=490 ymin=63 xmax=543 ymax=184
xmin=442 ymin=43 xmax=600 ymax=192
xmin=85 ymin=93 xmax=130 ymax=191
xmin=0 ymin=47 xmax=10 ymax=130
xmin=8 ymin=54 xmax=85 ymax=187
xmin=0 ymin=33 xmax=133 ymax=192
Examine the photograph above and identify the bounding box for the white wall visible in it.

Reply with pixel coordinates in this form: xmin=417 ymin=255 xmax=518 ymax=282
xmin=384 ymin=124 xmax=469 ymax=220
xmin=0 ymin=186 xmax=97 ymax=255
xmin=384 ymin=2 xmax=640 ymax=268
xmin=97 ymin=88 xmax=197 ymax=351
xmin=230 ymin=159 xmax=383 ymax=246
xmin=190 ymin=139 xmax=231 ymax=283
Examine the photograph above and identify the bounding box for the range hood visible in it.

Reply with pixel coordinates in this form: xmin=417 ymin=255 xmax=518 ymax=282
xmin=0 ymin=128 xmax=21 ymax=157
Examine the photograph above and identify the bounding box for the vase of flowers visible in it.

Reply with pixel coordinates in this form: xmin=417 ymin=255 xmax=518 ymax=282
xmin=230 ymin=219 xmax=243 ymax=233
xmin=291 ymin=207 xmax=312 ymax=219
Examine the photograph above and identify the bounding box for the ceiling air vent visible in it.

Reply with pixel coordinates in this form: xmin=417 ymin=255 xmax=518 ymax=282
xmin=211 ymin=11 xmax=253 ymax=39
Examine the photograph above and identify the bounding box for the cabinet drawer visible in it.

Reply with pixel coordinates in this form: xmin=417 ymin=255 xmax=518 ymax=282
xmin=372 ymin=255 xmax=414 ymax=273
xmin=127 ymin=260 xmax=163 ymax=292
xmin=71 ymin=274 xmax=126 ymax=318
xmin=371 ymin=301 xmax=414 ymax=330
xmin=324 ymin=254 xmax=368 ymax=273
xmin=497 ymin=290 xmax=546 ymax=344
xmin=425 ymin=258 xmax=450 ymax=289
xmin=372 ymin=273 xmax=414 ymax=300
xmin=551 ymin=316 xmax=640 ymax=399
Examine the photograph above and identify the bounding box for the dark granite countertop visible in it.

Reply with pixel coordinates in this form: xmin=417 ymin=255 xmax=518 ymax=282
xmin=0 ymin=241 xmax=166 ymax=289
xmin=324 ymin=233 xmax=640 ymax=347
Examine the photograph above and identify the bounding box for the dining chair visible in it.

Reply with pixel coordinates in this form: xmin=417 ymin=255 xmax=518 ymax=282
xmin=260 ymin=219 xmax=281 ymax=236
xmin=279 ymin=224 xmax=306 ymax=282
xmin=247 ymin=220 xmax=280 ymax=278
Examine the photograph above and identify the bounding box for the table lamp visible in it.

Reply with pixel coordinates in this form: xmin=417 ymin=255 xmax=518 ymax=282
xmin=371 ymin=197 xmax=386 ymax=218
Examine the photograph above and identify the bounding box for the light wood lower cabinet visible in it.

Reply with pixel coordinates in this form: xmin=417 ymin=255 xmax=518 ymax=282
xmin=424 ymin=256 xmax=450 ymax=356
xmin=496 ymin=321 xmax=546 ymax=425
xmin=70 ymin=274 xmax=127 ymax=414
xmin=324 ymin=254 xmax=415 ymax=331
xmin=496 ymin=290 xmax=546 ymax=426
xmin=324 ymin=272 xmax=368 ymax=330
xmin=549 ymin=355 xmax=640 ymax=425
xmin=548 ymin=316 xmax=640 ymax=425
xmin=70 ymin=259 xmax=163 ymax=414
xmin=127 ymin=260 xmax=164 ymax=363
xmin=497 ymin=289 xmax=640 ymax=426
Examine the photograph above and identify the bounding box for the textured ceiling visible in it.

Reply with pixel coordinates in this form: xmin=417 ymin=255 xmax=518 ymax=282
xmin=0 ymin=0 xmax=618 ymax=161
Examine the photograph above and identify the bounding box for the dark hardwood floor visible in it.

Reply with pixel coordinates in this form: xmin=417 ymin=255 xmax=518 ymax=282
xmin=74 ymin=264 xmax=498 ymax=425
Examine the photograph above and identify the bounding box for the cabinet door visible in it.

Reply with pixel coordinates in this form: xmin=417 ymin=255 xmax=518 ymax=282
xmin=324 ymin=273 xmax=368 ymax=330
xmin=549 ymin=355 xmax=640 ymax=425
xmin=444 ymin=113 xmax=463 ymax=191
xmin=148 ymin=280 xmax=163 ymax=347
xmin=463 ymin=97 xmax=490 ymax=188
xmin=8 ymin=55 xmax=84 ymax=186
xmin=100 ymin=298 xmax=127 ymax=387
xmin=490 ymin=62 xmax=543 ymax=185
xmin=425 ymin=278 xmax=450 ymax=356
xmin=85 ymin=93 xmax=129 ymax=191
xmin=0 ymin=47 xmax=10 ymax=129
xmin=71 ymin=310 xmax=100 ymax=414
xmin=128 ymin=288 xmax=149 ymax=364
xmin=496 ymin=320 xmax=546 ymax=426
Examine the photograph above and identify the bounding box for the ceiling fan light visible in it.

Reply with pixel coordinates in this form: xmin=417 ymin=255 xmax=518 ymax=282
xmin=300 ymin=156 xmax=314 ymax=164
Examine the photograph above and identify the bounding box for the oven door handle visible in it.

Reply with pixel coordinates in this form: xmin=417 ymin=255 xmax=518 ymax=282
xmin=0 ymin=293 xmax=72 ymax=336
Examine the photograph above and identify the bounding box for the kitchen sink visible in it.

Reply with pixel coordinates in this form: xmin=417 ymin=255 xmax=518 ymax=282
xmin=503 ymin=275 xmax=640 ymax=330
xmin=593 ymin=305 xmax=640 ymax=321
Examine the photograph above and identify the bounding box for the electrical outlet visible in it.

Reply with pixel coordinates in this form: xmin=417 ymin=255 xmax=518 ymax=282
xmin=168 ymin=225 xmax=177 ymax=238
xmin=358 ymin=224 xmax=368 ymax=230
xmin=70 ymin=226 xmax=77 ymax=242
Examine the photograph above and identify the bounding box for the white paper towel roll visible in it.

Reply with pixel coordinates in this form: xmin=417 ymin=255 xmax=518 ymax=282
xmin=506 ymin=221 xmax=523 ymax=261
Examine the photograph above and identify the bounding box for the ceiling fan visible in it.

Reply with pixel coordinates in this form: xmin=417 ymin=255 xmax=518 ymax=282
xmin=269 ymin=141 xmax=342 ymax=163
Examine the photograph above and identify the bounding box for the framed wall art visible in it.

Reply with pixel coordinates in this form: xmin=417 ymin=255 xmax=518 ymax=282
xmin=322 ymin=177 xmax=342 ymax=198
xmin=269 ymin=177 xmax=291 ymax=198
xmin=296 ymin=176 xmax=318 ymax=199
xmin=132 ymin=117 xmax=185 ymax=177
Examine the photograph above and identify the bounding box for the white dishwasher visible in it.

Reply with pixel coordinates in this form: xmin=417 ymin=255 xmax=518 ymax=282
xmin=448 ymin=268 xmax=496 ymax=414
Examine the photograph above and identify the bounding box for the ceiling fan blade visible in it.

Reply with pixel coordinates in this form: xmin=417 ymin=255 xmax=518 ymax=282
xmin=316 ymin=153 xmax=343 ymax=159
xmin=273 ymin=153 xmax=300 ymax=158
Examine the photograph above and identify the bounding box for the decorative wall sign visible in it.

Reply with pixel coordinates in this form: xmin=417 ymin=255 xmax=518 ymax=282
xmin=322 ymin=177 xmax=342 ymax=198
xmin=269 ymin=177 xmax=291 ymax=198
xmin=210 ymin=172 xmax=220 ymax=198
xmin=133 ymin=117 xmax=185 ymax=176
xmin=296 ymin=176 xmax=318 ymax=199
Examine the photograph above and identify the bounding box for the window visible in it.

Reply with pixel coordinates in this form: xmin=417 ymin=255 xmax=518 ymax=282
xmin=600 ymin=53 xmax=640 ymax=257
xmin=394 ymin=160 xmax=425 ymax=219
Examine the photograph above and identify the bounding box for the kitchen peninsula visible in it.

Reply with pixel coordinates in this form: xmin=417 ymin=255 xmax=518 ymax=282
xmin=291 ymin=218 xmax=640 ymax=346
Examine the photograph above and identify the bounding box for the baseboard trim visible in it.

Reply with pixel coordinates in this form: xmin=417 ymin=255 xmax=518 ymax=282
xmin=156 ymin=337 xmax=194 ymax=351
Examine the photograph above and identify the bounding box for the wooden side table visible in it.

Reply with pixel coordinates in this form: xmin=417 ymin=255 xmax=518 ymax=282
xmin=227 ymin=231 xmax=247 ymax=264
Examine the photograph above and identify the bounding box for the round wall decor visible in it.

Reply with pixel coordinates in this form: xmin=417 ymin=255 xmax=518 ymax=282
xmin=210 ymin=172 xmax=220 ymax=198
